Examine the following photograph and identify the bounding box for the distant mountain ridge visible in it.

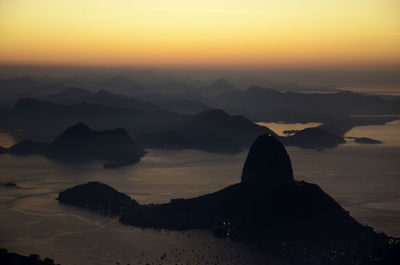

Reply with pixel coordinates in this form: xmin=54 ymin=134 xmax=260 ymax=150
xmin=206 ymin=86 xmax=400 ymax=121
xmin=47 ymin=87 xmax=161 ymax=111
xmin=1 ymin=123 xmax=146 ymax=168
xmin=200 ymin=78 xmax=237 ymax=96
xmin=1 ymin=98 xmax=352 ymax=152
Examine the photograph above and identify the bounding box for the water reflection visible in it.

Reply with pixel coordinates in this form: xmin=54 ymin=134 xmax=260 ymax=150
xmin=256 ymin=122 xmax=322 ymax=136
xmin=0 ymin=122 xmax=399 ymax=265
xmin=0 ymin=133 xmax=16 ymax=148
xmin=345 ymin=119 xmax=400 ymax=146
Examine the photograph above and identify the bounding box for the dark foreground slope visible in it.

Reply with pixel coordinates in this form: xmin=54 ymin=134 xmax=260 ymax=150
xmin=0 ymin=248 xmax=58 ymax=265
xmin=2 ymin=123 xmax=146 ymax=168
xmin=58 ymin=134 xmax=400 ymax=264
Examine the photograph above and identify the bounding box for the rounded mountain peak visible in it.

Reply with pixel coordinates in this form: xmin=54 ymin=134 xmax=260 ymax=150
xmin=52 ymin=123 xmax=93 ymax=144
xmin=241 ymin=134 xmax=294 ymax=187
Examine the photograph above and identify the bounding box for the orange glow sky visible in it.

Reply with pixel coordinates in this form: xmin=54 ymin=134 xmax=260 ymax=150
xmin=0 ymin=0 xmax=399 ymax=68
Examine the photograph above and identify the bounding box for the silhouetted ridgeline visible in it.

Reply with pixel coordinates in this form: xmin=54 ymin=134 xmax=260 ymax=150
xmin=57 ymin=182 xmax=139 ymax=215
xmin=137 ymin=109 xmax=274 ymax=153
xmin=206 ymin=86 xmax=400 ymax=121
xmin=1 ymin=123 xmax=146 ymax=168
xmin=0 ymin=92 xmax=394 ymax=152
xmin=49 ymin=88 xmax=161 ymax=112
xmin=0 ymin=99 xmax=275 ymax=153
xmin=199 ymin=78 xmax=237 ymax=96
xmin=354 ymin=137 xmax=383 ymax=144
xmin=0 ymin=97 xmax=186 ymax=141
xmin=0 ymin=248 xmax=58 ymax=265
xmin=280 ymin=127 xmax=346 ymax=148
xmin=58 ymin=134 xmax=400 ymax=265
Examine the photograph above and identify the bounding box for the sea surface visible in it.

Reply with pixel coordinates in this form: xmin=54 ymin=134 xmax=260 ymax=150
xmin=338 ymin=85 xmax=400 ymax=96
xmin=255 ymin=122 xmax=322 ymax=136
xmin=0 ymin=121 xmax=399 ymax=265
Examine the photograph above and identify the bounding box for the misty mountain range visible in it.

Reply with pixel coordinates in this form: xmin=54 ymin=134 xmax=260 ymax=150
xmin=0 ymin=71 xmax=341 ymax=106
xmin=0 ymin=71 xmax=399 ymax=153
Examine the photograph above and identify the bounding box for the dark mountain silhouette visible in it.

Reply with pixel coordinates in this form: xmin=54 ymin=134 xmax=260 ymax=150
xmin=0 ymin=248 xmax=57 ymax=265
xmin=180 ymin=109 xmax=273 ymax=146
xmin=58 ymin=134 xmax=400 ymax=264
xmin=148 ymin=80 xmax=197 ymax=95
xmin=137 ymin=90 xmax=203 ymax=102
xmin=2 ymin=123 xmax=146 ymax=168
xmin=120 ymin=135 xmax=363 ymax=241
xmin=137 ymin=131 xmax=242 ymax=154
xmin=227 ymin=75 xmax=340 ymax=92
xmin=98 ymin=74 xmax=134 ymax=88
xmin=2 ymin=98 xmax=186 ymax=141
xmin=3 ymin=182 xmax=18 ymax=188
xmin=96 ymin=75 xmax=144 ymax=96
xmin=200 ymin=78 xmax=237 ymax=96
xmin=0 ymin=77 xmax=65 ymax=107
xmin=206 ymin=86 xmax=400 ymax=121
xmin=241 ymin=134 xmax=294 ymax=186
xmin=47 ymin=86 xmax=92 ymax=103
xmin=46 ymin=87 xmax=161 ymax=111
xmin=354 ymin=137 xmax=382 ymax=144
xmin=319 ymin=116 xmax=398 ymax=136
xmin=7 ymin=140 xmax=43 ymax=155
xmin=57 ymin=181 xmax=139 ymax=215
xmin=345 ymin=137 xmax=383 ymax=144
xmin=281 ymin=127 xmax=346 ymax=148
xmin=82 ymin=89 xmax=161 ymax=111
xmin=159 ymin=99 xmax=211 ymax=114
xmin=1 ymin=98 xmax=360 ymax=152
xmin=137 ymin=109 xmax=273 ymax=153
xmin=119 ymin=70 xmax=176 ymax=85
xmin=0 ymin=77 xmax=38 ymax=92
xmin=1 ymin=99 xmax=271 ymax=153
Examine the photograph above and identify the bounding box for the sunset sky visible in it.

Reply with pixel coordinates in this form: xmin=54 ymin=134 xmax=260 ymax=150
xmin=0 ymin=0 xmax=399 ymax=68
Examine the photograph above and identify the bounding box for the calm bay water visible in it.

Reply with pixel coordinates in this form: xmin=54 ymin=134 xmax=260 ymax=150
xmin=0 ymin=121 xmax=399 ymax=265
xmin=255 ymin=122 xmax=322 ymax=136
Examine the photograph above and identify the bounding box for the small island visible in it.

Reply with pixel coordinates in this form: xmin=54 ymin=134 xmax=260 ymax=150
xmin=280 ymin=127 xmax=346 ymax=149
xmin=57 ymin=181 xmax=139 ymax=215
xmin=3 ymin=182 xmax=18 ymax=188
xmin=346 ymin=136 xmax=383 ymax=144
xmin=0 ymin=123 xmax=146 ymax=169
xmin=355 ymin=137 xmax=383 ymax=144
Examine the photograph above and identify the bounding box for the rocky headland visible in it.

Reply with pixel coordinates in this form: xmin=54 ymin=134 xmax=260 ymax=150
xmin=58 ymin=134 xmax=400 ymax=264
xmin=0 ymin=123 xmax=146 ymax=168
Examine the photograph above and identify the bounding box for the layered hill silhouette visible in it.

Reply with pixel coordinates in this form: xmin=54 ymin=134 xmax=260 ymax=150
xmin=47 ymin=88 xmax=161 ymax=111
xmin=281 ymin=127 xmax=346 ymax=148
xmin=0 ymin=98 xmax=274 ymax=153
xmin=0 ymin=98 xmax=352 ymax=152
xmin=137 ymin=109 xmax=275 ymax=153
xmin=206 ymin=86 xmax=400 ymax=121
xmin=199 ymin=79 xmax=237 ymax=96
xmin=58 ymin=181 xmax=139 ymax=215
xmin=1 ymin=97 xmax=186 ymax=141
xmin=1 ymin=123 xmax=146 ymax=168
xmin=58 ymin=134 xmax=400 ymax=264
